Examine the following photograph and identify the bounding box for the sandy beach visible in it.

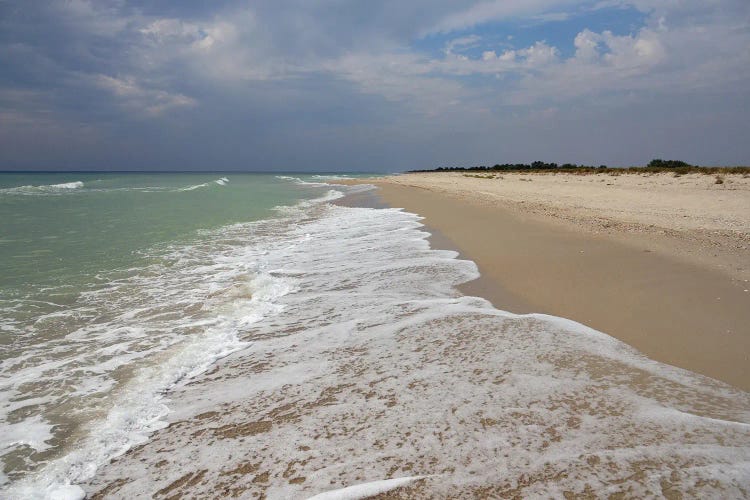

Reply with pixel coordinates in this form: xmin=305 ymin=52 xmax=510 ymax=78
xmin=343 ymin=172 xmax=750 ymax=390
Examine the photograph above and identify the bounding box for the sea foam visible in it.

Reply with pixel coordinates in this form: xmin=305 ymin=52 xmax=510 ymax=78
xmin=178 ymin=177 xmax=229 ymax=191
xmin=307 ymin=476 xmax=428 ymax=500
xmin=0 ymin=187 xmax=330 ymax=498
xmin=0 ymin=181 xmax=84 ymax=195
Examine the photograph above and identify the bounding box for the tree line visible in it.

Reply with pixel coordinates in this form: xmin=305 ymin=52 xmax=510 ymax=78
xmin=411 ymin=158 xmax=703 ymax=173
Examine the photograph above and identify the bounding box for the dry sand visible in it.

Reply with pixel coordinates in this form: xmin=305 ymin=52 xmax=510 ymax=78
xmin=342 ymin=172 xmax=750 ymax=390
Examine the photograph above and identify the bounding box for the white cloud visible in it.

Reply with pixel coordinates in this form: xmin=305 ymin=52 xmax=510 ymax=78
xmin=324 ymin=0 xmax=749 ymax=113
xmin=482 ymin=50 xmax=497 ymax=61
xmin=574 ymin=29 xmax=600 ymax=60
xmin=95 ymin=75 xmax=196 ymax=116
xmin=31 ymin=0 xmax=750 ymax=116
xmin=518 ymin=41 xmax=560 ymax=67
xmin=3 ymin=0 xmax=749 ymax=167
xmin=445 ymin=34 xmax=482 ymax=55
xmin=323 ymin=52 xmax=465 ymax=115
xmin=428 ymin=0 xmax=583 ymax=34
xmin=140 ymin=19 xmax=199 ymax=42
xmin=134 ymin=11 xmax=298 ymax=83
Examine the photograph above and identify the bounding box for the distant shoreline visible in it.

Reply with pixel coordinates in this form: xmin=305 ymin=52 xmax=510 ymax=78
xmin=410 ymin=162 xmax=750 ymax=175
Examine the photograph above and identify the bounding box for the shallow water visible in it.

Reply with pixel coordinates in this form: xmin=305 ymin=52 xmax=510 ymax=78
xmin=0 ymin=173 xmax=370 ymax=496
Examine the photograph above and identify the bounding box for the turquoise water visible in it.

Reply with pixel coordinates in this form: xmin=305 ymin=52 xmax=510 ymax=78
xmin=0 ymin=174 xmax=310 ymax=292
xmin=0 ymin=172 xmax=363 ymax=488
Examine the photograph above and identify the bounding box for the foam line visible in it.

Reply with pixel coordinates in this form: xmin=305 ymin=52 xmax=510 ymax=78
xmin=0 ymin=181 xmax=84 ymax=195
xmin=306 ymin=476 xmax=427 ymax=500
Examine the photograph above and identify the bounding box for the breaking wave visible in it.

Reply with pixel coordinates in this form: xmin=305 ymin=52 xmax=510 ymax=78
xmin=0 ymin=181 xmax=84 ymax=195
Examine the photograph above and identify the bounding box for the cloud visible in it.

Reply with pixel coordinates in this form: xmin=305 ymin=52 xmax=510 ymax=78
xmin=445 ymin=34 xmax=482 ymax=55
xmin=427 ymin=0 xmax=585 ymax=34
xmin=0 ymin=0 xmax=748 ymax=169
xmin=139 ymin=18 xmax=205 ymax=45
xmin=325 ymin=0 xmax=748 ymax=111
xmin=94 ymin=75 xmax=196 ymax=116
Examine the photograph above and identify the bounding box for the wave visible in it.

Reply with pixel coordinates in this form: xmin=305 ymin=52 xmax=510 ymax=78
xmin=275 ymin=175 xmax=375 ymax=197
xmin=275 ymin=175 xmax=330 ymax=187
xmin=273 ymin=175 xmax=375 ymax=217
xmin=310 ymin=174 xmax=353 ymax=181
xmin=47 ymin=182 xmax=83 ymax=190
xmin=0 ymin=181 xmax=84 ymax=195
xmin=178 ymin=178 xmax=229 ymax=191
xmin=0 ymin=184 xmax=348 ymax=499
xmin=1 ymin=177 xmax=231 ymax=196
xmin=178 ymin=183 xmax=210 ymax=192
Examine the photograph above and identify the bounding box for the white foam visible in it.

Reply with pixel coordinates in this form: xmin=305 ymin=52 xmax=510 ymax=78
xmin=0 ymin=181 xmax=350 ymax=498
xmin=77 ymin=200 xmax=750 ymax=498
xmin=0 ymin=181 xmax=84 ymax=195
xmin=0 ymin=415 xmax=53 ymax=455
xmin=179 ymin=178 xmax=229 ymax=191
xmin=310 ymin=174 xmax=352 ymax=181
xmin=273 ymin=189 xmax=345 ymax=215
xmin=274 ymin=175 xmax=330 ymax=187
xmin=49 ymin=182 xmax=83 ymax=190
xmin=307 ymin=476 xmax=427 ymax=500
xmin=178 ymin=182 xmax=209 ymax=191
xmin=274 ymin=174 xmax=376 ymax=199
xmin=47 ymin=485 xmax=85 ymax=500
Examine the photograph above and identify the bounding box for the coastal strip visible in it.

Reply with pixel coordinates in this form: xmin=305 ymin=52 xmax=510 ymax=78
xmin=340 ymin=172 xmax=750 ymax=390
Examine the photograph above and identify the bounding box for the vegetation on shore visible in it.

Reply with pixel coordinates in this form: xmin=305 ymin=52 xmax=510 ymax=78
xmin=411 ymin=159 xmax=750 ymax=175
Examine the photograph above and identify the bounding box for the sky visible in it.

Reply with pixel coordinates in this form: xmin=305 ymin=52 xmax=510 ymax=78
xmin=0 ymin=0 xmax=749 ymax=172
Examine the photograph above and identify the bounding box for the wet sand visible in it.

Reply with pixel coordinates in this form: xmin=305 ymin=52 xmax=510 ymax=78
xmin=349 ymin=175 xmax=750 ymax=391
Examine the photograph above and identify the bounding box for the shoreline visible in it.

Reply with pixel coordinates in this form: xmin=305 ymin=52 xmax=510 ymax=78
xmin=77 ymin=180 xmax=750 ymax=498
xmin=340 ymin=175 xmax=750 ymax=391
xmin=335 ymin=188 xmax=535 ymax=313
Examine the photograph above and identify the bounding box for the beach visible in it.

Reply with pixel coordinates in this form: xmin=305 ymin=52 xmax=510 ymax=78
xmin=3 ymin=174 xmax=749 ymax=498
xmin=342 ymin=172 xmax=750 ymax=391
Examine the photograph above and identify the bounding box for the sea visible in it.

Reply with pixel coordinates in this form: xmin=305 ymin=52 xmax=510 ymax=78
xmin=0 ymin=172 xmax=748 ymax=499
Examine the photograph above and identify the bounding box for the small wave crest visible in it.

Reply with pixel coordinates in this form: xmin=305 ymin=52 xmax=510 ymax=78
xmin=178 ymin=183 xmax=210 ymax=192
xmin=310 ymin=174 xmax=353 ymax=181
xmin=178 ymin=178 xmax=229 ymax=191
xmin=275 ymin=174 xmax=375 ymax=195
xmin=0 ymin=181 xmax=84 ymax=195
xmin=275 ymin=175 xmax=330 ymax=187
xmin=274 ymin=175 xmax=376 ymax=214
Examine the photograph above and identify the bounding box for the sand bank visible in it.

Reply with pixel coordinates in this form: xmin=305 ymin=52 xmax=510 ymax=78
xmin=346 ymin=172 xmax=750 ymax=390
